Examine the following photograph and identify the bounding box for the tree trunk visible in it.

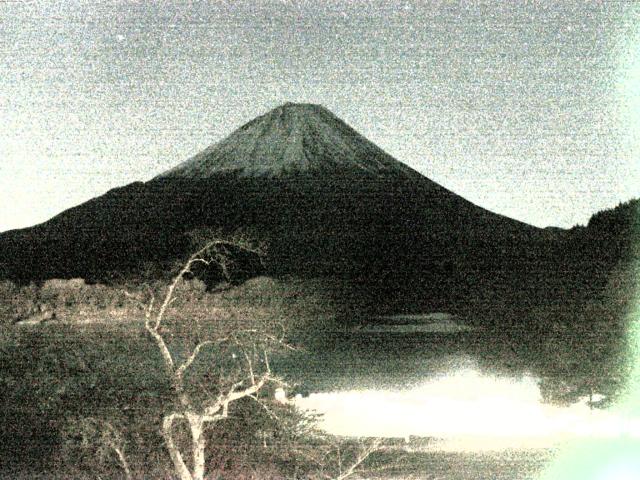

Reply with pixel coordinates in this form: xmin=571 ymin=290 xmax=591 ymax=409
xmin=113 ymin=446 xmax=133 ymax=480
xmin=162 ymin=414 xmax=193 ymax=480
xmin=188 ymin=413 xmax=207 ymax=480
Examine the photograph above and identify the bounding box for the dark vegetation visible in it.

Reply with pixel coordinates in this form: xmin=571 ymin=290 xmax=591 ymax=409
xmin=0 ymin=274 xmax=382 ymax=479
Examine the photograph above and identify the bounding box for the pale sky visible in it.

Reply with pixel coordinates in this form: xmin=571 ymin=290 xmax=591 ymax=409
xmin=1 ymin=0 xmax=639 ymax=232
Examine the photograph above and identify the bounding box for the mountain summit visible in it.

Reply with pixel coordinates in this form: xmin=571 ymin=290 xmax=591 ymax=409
xmin=158 ymin=103 xmax=421 ymax=180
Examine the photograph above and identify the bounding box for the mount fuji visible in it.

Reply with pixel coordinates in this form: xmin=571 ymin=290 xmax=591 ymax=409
xmin=0 ymin=103 xmax=562 ymax=311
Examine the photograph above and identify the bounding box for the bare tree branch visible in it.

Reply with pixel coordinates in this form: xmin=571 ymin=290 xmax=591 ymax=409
xmin=74 ymin=417 xmax=133 ymax=480
xmin=333 ymin=438 xmax=382 ymax=480
xmin=122 ymin=236 xmax=282 ymax=480
xmin=175 ymin=339 xmax=228 ymax=382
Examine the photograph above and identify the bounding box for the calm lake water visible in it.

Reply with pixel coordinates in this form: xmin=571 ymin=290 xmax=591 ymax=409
xmin=277 ymin=327 xmax=516 ymax=393
xmin=273 ymin=319 xmax=639 ymax=451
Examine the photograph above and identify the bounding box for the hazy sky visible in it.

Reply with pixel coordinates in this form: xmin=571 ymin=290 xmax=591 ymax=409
xmin=1 ymin=0 xmax=639 ymax=231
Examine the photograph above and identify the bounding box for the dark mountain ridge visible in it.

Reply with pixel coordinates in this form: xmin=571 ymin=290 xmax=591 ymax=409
xmin=0 ymin=103 xmax=632 ymax=313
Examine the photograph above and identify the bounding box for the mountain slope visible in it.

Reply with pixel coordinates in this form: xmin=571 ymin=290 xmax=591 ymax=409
xmin=0 ymin=102 xmax=556 ymax=311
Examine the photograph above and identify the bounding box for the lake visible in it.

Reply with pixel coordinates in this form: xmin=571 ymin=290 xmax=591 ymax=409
xmin=274 ymin=313 xmax=638 ymax=452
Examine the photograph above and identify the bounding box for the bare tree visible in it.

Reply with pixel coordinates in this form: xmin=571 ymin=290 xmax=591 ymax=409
xmin=65 ymin=416 xmax=133 ymax=480
xmin=184 ymin=228 xmax=267 ymax=288
xmin=327 ymin=438 xmax=383 ymax=480
xmin=139 ymin=239 xmax=281 ymax=480
xmin=74 ymin=236 xmax=391 ymax=480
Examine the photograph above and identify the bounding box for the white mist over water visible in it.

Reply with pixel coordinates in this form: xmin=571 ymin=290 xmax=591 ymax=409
xmin=294 ymin=367 xmax=640 ymax=452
